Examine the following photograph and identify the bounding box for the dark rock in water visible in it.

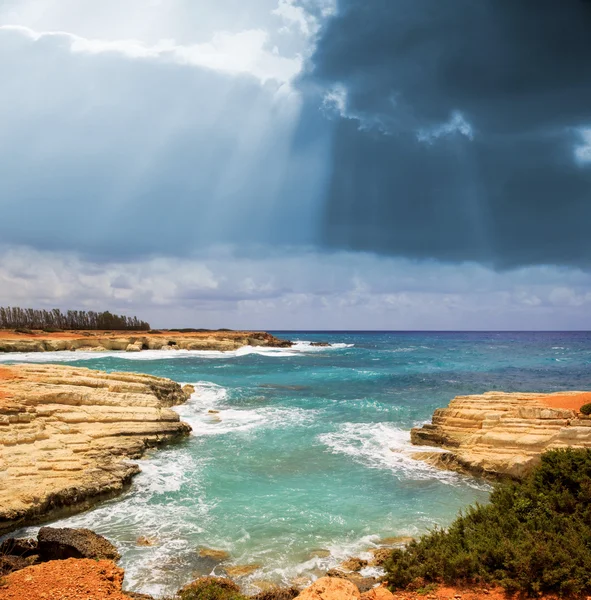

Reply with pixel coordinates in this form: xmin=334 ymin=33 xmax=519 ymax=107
xmin=0 ymin=537 xmax=38 ymax=558
xmin=310 ymin=342 xmax=330 ymax=347
xmin=37 ymin=527 xmax=120 ymax=561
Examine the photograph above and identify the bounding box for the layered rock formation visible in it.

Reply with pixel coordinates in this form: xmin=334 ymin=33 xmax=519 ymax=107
xmin=0 ymin=330 xmax=291 ymax=353
xmin=411 ymin=391 xmax=591 ymax=478
xmin=0 ymin=364 xmax=192 ymax=533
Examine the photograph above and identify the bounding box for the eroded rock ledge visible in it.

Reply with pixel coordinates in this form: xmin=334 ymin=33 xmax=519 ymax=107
xmin=0 ymin=330 xmax=291 ymax=353
xmin=411 ymin=391 xmax=591 ymax=478
xmin=0 ymin=364 xmax=193 ymax=534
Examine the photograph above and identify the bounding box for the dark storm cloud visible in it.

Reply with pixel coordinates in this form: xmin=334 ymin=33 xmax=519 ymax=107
xmin=305 ymin=0 xmax=591 ymax=267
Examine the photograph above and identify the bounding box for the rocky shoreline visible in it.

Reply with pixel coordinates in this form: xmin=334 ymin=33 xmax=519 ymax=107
xmin=0 ymin=330 xmax=292 ymax=353
xmin=3 ymin=368 xmax=591 ymax=599
xmin=0 ymin=526 xmax=409 ymax=600
xmin=0 ymin=364 xmax=194 ymax=534
xmin=411 ymin=390 xmax=591 ymax=478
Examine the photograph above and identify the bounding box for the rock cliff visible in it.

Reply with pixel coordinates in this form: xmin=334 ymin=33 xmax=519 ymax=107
xmin=0 ymin=330 xmax=291 ymax=353
xmin=0 ymin=364 xmax=192 ymax=534
xmin=411 ymin=391 xmax=591 ymax=478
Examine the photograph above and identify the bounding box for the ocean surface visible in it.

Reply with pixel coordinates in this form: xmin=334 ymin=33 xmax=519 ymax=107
xmin=5 ymin=331 xmax=591 ymax=597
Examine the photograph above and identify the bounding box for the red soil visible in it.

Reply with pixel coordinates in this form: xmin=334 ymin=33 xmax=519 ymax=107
xmin=391 ymin=585 xmax=564 ymax=600
xmin=0 ymin=559 xmax=132 ymax=600
xmin=539 ymin=392 xmax=591 ymax=411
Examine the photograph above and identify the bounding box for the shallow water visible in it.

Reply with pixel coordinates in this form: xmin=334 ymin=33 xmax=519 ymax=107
xmin=6 ymin=331 xmax=591 ymax=597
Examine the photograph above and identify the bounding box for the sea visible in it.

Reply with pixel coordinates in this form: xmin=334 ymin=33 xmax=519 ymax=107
xmin=4 ymin=331 xmax=591 ymax=597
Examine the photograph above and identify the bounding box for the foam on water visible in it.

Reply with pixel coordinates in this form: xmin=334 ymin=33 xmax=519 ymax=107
xmin=177 ymin=382 xmax=318 ymax=436
xmin=0 ymin=341 xmax=353 ymax=363
xmin=318 ymin=422 xmax=486 ymax=489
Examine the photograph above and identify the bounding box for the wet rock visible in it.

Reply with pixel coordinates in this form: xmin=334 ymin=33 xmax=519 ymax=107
xmin=310 ymin=342 xmax=330 ymax=347
xmin=377 ymin=536 xmax=414 ymax=546
xmin=198 ymin=547 xmax=230 ymax=561
xmin=308 ymin=548 xmax=331 ymax=559
xmin=37 ymin=527 xmax=120 ymax=561
xmin=341 ymin=557 xmax=369 ymax=572
xmin=136 ymin=536 xmax=158 ymax=547
xmin=183 ymin=384 xmax=196 ymax=396
xmin=126 ymin=342 xmax=143 ymax=352
xmin=297 ymin=576 xmax=360 ymax=600
xmin=224 ymin=563 xmax=262 ymax=577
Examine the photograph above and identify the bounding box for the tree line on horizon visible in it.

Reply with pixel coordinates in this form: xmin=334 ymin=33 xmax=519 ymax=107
xmin=0 ymin=307 xmax=150 ymax=331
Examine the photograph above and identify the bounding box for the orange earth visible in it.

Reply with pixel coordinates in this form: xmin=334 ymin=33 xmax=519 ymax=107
xmin=0 ymin=559 xmax=131 ymax=600
xmin=539 ymin=392 xmax=591 ymax=411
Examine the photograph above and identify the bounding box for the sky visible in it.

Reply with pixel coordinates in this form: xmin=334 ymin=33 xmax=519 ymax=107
xmin=1 ymin=0 xmax=591 ymax=330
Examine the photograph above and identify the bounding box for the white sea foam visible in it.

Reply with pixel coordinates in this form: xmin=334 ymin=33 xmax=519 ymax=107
xmin=175 ymin=381 xmax=317 ymax=436
xmin=318 ymin=422 xmax=486 ymax=488
xmin=0 ymin=341 xmax=353 ymax=363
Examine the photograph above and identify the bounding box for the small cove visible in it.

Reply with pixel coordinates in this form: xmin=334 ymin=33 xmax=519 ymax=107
xmin=6 ymin=331 xmax=591 ymax=597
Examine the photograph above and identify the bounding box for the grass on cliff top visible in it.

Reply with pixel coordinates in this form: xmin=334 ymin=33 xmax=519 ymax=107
xmin=384 ymin=448 xmax=591 ymax=597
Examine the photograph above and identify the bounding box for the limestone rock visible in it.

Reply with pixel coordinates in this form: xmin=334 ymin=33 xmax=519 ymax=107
xmin=38 ymin=526 xmax=120 ymax=561
xmin=0 ymin=364 xmax=192 ymax=534
xmin=411 ymin=391 xmax=591 ymax=478
xmin=360 ymin=586 xmax=396 ymax=600
xmin=198 ymin=547 xmax=230 ymax=561
xmin=0 ymin=330 xmax=292 ymax=353
xmin=136 ymin=536 xmax=158 ymax=547
xmin=224 ymin=563 xmax=261 ymax=577
xmin=297 ymin=576 xmax=361 ymax=600
xmin=341 ymin=557 xmax=368 ymax=572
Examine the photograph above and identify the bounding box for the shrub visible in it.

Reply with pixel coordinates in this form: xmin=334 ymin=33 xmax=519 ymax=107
xmin=177 ymin=577 xmax=248 ymax=600
xmin=384 ymin=448 xmax=591 ymax=597
xmin=580 ymin=403 xmax=591 ymax=415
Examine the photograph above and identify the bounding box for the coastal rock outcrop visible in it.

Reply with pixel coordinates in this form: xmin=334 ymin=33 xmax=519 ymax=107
xmin=0 ymin=330 xmax=292 ymax=353
xmin=0 ymin=364 xmax=192 ymax=533
xmin=37 ymin=526 xmax=120 ymax=561
xmin=411 ymin=391 xmax=591 ymax=478
xmin=297 ymin=577 xmax=360 ymax=600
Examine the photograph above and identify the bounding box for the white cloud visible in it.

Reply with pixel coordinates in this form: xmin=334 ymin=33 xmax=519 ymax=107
xmin=1 ymin=24 xmax=301 ymax=84
xmin=574 ymin=128 xmax=591 ymax=165
xmin=2 ymin=245 xmax=591 ymax=330
xmin=273 ymin=0 xmax=315 ymax=36
xmin=417 ymin=111 xmax=474 ymax=143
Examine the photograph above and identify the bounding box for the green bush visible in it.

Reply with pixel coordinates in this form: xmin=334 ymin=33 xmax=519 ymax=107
xmin=384 ymin=449 xmax=591 ymax=596
xmin=177 ymin=577 xmax=248 ymax=600
xmin=580 ymin=403 xmax=591 ymax=415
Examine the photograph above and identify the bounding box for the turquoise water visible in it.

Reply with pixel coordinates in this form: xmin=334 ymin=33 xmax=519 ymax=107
xmin=6 ymin=331 xmax=591 ymax=597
